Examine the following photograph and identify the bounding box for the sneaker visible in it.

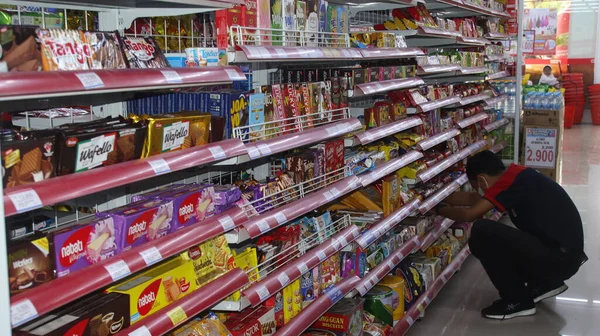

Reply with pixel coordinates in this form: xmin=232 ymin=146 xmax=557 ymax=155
xmin=531 ymin=282 xmax=569 ymax=303
xmin=481 ymin=300 xmax=536 ymax=320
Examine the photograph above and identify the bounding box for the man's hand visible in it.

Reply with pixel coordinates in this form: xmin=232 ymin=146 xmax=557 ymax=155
xmin=443 ymin=191 xmax=482 ymax=206
xmin=438 ymin=198 xmax=495 ymax=222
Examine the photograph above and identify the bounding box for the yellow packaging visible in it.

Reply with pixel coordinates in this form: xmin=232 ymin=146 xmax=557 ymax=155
xmin=180 ymin=235 xmax=235 ymax=288
xmin=228 ymin=247 xmax=259 ymax=301
xmin=382 ymin=175 xmax=400 ymax=216
xmin=138 ymin=112 xmax=210 ymax=158
xmin=106 ymin=258 xmax=198 ymax=324
xmin=283 ymin=282 xmax=294 ymax=323
xmin=380 ymin=275 xmax=405 ymax=321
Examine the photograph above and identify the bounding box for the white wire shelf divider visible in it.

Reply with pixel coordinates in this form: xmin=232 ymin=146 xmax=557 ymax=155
xmin=418 ymin=174 xmax=469 ymax=214
xmin=420 ymin=217 xmax=456 ymax=251
xmin=118 ymin=268 xmax=249 ymax=336
xmin=0 ymin=67 xmax=246 ymax=102
xmin=358 ymin=151 xmax=424 ymax=187
xmin=272 ymin=275 xmax=361 ymax=336
xmin=456 ymin=112 xmax=488 ymax=128
xmin=9 ymin=207 xmax=247 ymax=327
xmin=242 ymin=218 xmax=361 ymax=307
xmin=416 ymin=140 xmax=487 ymax=183
xmin=353 ymin=234 xmax=421 ymax=296
xmin=348 ymin=116 xmax=424 ymax=146
xmin=392 ymin=246 xmax=471 ymax=336
xmin=4 ymin=139 xmax=247 ymax=217
xmin=354 ymin=198 xmax=421 ymax=249
xmin=483 ymin=118 xmax=509 ymax=133
xmin=416 ymin=128 xmax=462 ymax=151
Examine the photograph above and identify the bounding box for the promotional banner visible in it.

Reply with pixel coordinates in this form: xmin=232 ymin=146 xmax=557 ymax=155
xmin=523 ymin=8 xmax=558 ymax=55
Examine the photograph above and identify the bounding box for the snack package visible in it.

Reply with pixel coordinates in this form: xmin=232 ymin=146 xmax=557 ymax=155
xmin=311 ymin=298 xmax=364 ymax=336
xmin=2 ymin=132 xmax=56 ymax=188
xmin=0 ymin=25 xmax=42 ymax=72
xmin=159 ymin=185 xmax=216 ymax=231
xmin=249 ymin=92 xmax=266 ymax=141
xmin=119 ymin=35 xmax=170 ymax=68
xmin=8 ymin=235 xmax=53 ymax=294
xmin=106 ymin=258 xmax=197 ymax=324
xmin=50 ymin=216 xmax=122 ymax=278
xmin=84 ymin=31 xmax=128 ymax=69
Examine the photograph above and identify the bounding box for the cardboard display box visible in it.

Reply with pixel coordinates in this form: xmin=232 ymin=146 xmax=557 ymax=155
xmin=523 ymin=107 xmax=564 ymax=126
xmin=520 ymin=116 xmax=564 ymax=181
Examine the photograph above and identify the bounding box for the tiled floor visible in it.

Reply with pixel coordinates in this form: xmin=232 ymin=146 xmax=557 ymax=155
xmin=408 ymin=125 xmax=600 ymax=336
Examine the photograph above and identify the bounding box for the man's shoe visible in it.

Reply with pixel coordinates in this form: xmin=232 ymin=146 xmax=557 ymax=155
xmin=532 ymin=282 xmax=568 ymax=303
xmin=481 ymin=300 xmax=536 ymax=320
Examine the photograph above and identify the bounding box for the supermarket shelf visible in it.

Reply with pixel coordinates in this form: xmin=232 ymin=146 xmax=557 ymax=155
xmin=483 ymin=118 xmax=509 ymax=132
xmin=360 ymin=48 xmax=426 ymax=59
xmin=447 ymin=93 xmax=489 ymax=107
xmin=490 ymin=141 xmax=507 ymax=153
xmin=243 ymin=225 xmax=361 ymax=306
xmin=231 ymin=46 xmax=363 ymax=62
xmin=359 ymin=151 xmax=424 ymax=187
xmin=429 ymin=0 xmax=510 ymax=18
xmin=456 ymin=36 xmax=490 ymax=45
xmin=416 ymin=128 xmax=461 ymax=151
xmin=456 ymin=112 xmax=488 ymax=128
xmin=9 ymin=207 xmax=247 ymax=327
xmin=273 ymin=275 xmax=361 ymax=336
xmin=355 ymin=234 xmax=421 ymax=296
xmin=9 ymin=0 xmax=245 ymax=9
xmin=119 ymin=269 xmax=249 ymax=336
xmin=0 ymin=66 xmax=246 ymax=102
xmin=417 ymin=26 xmax=462 ymax=38
xmin=420 ymin=217 xmax=456 ymax=251
xmin=484 ymin=94 xmax=508 ymax=106
xmin=352 ymin=77 xmax=425 ymax=97
xmin=3 ymin=138 xmax=247 ymax=217
xmin=355 ymin=198 xmax=421 ymax=249
xmin=351 ymin=117 xmax=423 ymax=146
xmin=417 ymin=64 xmax=461 ymax=75
xmin=487 ymin=71 xmax=510 ymax=80
xmin=417 ymin=140 xmax=487 ymax=182
xmin=393 ymin=246 xmax=471 ymax=336
xmin=417 ymin=174 xmax=468 ymax=214
xmin=485 ymin=32 xmax=512 ymax=39
xmin=244 ymin=118 xmax=362 ymax=160
xmin=485 ymin=54 xmax=506 ymax=62
xmin=416 ymin=96 xmax=462 ymax=113
xmin=239 ymin=176 xmax=361 ymax=239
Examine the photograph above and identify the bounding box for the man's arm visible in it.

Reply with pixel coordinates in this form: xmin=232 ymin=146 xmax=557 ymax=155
xmin=443 ymin=191 xmax=482 ymax=206
xmin=438 ymin=198 xmax=495 ymax=222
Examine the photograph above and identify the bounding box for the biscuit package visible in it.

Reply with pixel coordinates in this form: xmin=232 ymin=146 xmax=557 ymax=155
xmin=8 ymin=235 xmax=53 ymax=294
xmin=49 ymin=216 xmax=123 ymax=278
xmin=118 ymin=35 xmax=170 ymax=68
xmin=1 ymin=131 xmax=56 ymax=188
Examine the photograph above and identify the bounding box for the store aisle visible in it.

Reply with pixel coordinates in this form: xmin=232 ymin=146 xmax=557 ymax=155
xmin=408 ymin=125 xmax=600 ymax=336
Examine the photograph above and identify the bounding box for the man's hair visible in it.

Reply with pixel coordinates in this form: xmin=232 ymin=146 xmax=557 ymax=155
xmin=466 ymin=150 xmax=506 ymax=180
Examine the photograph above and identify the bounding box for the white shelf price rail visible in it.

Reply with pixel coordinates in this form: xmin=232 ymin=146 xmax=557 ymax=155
xmin=483 ymin=118 xmax=509 ymax=133
xmin=416 ymin=128 xmax=461 ymax=151
xmin=416 ymin=95 xmax=462 ymax=112
xmin=353 ymin=117 xmax=423 ymax=146
xmin=354 ymin=198 xmax=421 ymax=249
xmin=456 ymin=112 xmax=488 ymax=128
xmin=352 ymin=77 xmax=425 ymax=97
xmin=417 ymin=140 xmax=487 ymax=182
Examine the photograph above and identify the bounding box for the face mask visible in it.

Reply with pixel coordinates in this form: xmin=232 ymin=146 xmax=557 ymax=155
xmin=477 ymin=176 xmax=489 ymax=196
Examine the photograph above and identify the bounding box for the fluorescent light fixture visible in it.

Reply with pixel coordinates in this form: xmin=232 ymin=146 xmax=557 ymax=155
xmin=592 ymin=300 xmax=600 ymax=304
xmin=556 ymin=297 xmax=589 ymax=303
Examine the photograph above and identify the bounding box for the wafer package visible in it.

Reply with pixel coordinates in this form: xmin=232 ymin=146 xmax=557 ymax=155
xmin=118 ymin=35 xmax=170 ymax=68
xmin=136 ymin=112 xmax=210 ymax=158
xmin=2 ymin=131 xmax=56 ymax=188
xmin=8 ymin=235 xmax=53 ymax=294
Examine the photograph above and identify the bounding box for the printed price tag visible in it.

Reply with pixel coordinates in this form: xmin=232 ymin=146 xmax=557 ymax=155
xmin=385 ymin=259 xmax=396 ymax=270
xmin=139 ymin=247 xmax=162 ymax=266
xmin=129 ymin=326 xmax=152 ymax=336
xmin=407 ymin=316 xmax=415 ymax=326
xmin=325 ymin=285 xmax=343 ymax=303
xmin=161 ymin=70 xmax=182 ymax=83
xmin=331 ymin=237 xmax=341 ymax=249
xmin=296 ymin=261 xmax=309 ymax=274
xmin=225 ymin=68 xmax=245 ymax=80
xmin=76 ymin=72 xmax=104 ymax=89
xmin=208 ymin=146 xmax=227 ymax=160
xmin=277 ymin=273 xmax=290 ymax=286
xmin=247 ymin=146 xmax=260 ymax=159
xmin=104 ymin=260 xmax=131 ymax=281
xmin=256 ymin=285 xmax=270 ymax=301
xmin=323 ymin=190 xmax=334 ymax=202
xmin=218 ymin=216 xmax=235 ymax=231
xmin=147 ymin=159 xmax=170 ymax=175
xmin=11 ymin=299 xmax=38 ymax=326
xmin=274 ymin=212 xmax=287 ymax=225
xmin=425 ymin=296 xmax=431 ymax=305
xmin=167 ymin=306 xmax=187 ymax=326
xmin=329 ymin=187 xmax=341 ymax=199
xmin=524 ymin=127 xmax=557 ymax=169
xmin=274 ymin=48 xmax=288 ymax=58
xmin=256 ymin=219 xmax=271 ymax=233
xmin=316 ymin=250 xmax=327 ymax=261
xmin=257 ymin=143 xmax=272 ymax=156
xmin=8 ymin=189 xmax=42 ymax=213
xmin=341 ymin=49 xmax=351 ymax=57
xmin=338 ymin=236 xmax=348 ymax=247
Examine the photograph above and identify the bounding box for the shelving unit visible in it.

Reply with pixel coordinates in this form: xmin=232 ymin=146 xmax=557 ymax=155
xmin=0 ymin=0 xmax=517 ymax=334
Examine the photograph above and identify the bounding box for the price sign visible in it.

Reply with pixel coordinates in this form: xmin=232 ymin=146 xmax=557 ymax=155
xmin=147 ymin=159 xmax=170 ymax=175
xmin=129 ymin=326 xmax=152 ymax=336
xmin=524 ymin=127 xmax=557 ymax=168
xmin=161 ymin=70 xmax=182 ymax=84
xmin=208 ymin=146 xmax=227 ymax=160
xmin=11 ymin=299 xmax=38 ymax=326
xmin=218 ymin=216 xmax=235 ymax=231
xmin=139 ymin=247 xmax=163 ymax=266
xmin=166 ymin=306 xmax=187 ymax=326
xmin=76 ymin=72 xmax=104 ymax=89
xmin=104 ymin=260 xmax=131 ymax=281
xmin=8 ymin=189 xmax=42 ymax=213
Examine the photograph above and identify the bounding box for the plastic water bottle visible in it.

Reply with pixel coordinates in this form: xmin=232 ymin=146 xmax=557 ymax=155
xmin=524 ymin=92 xmax=532 ymax=109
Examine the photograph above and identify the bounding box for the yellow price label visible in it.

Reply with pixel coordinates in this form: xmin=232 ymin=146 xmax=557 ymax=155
xmin=166 ymin=306 xmax=187 ymax=326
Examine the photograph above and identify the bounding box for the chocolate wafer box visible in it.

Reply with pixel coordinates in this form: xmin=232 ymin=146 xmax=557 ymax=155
xmin=49 ymin=216 xmax=124 ymax=278
xmin=100 ymin=199 xmax=174 ymax=251
xmin=8 ymin=235 xmax=53 ymax=294
xmin=2 ymin=133 xmax=56 ymax=188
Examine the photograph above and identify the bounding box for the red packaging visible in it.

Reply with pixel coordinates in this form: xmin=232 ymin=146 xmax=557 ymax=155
xmin=322 ymin=139 xmax=344 ymax=174
xmin=331 ymin=77 xmax=341 ymax=111
xmin=216 ymin=6 xmax=243 ymax=49
xmin=300 ymin=83 xmax=314 ymax=128
xmin=243 ymin=0 xmax=258 ymax=33
xmin=225 ymin=306 xmax=276 ymax=336
xmin=272 ymin=84 xmax=290 ymax=134
xmin=284 ymin=84 xmax=301 ymax=132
